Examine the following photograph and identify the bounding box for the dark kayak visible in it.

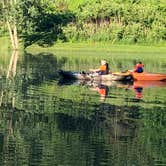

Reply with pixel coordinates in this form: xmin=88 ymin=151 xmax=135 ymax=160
xmin=59 ymin=70 xmax=132 ymax=81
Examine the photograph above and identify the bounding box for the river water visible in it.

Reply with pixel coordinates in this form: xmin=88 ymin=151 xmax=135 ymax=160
xmin=0 ymin=51 xmax=166 ymax=166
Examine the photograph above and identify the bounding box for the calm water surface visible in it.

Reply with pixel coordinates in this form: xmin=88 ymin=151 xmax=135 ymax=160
xmin=0 ymin=51 xmax=166 ymax=166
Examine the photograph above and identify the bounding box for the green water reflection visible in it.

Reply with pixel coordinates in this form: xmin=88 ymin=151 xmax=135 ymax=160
xmin=0 ymin=51 xmax=165 ymax=165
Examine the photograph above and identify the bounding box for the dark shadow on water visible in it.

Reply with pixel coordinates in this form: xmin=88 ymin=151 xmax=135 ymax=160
xmin=58 ymin=78 xmax=77 ymax=86
xmin=19 ymin=52 xmax=68 ymax=88
xmin=55 ymin=113 xmax=94 ymax=134
xmin=0 ymin=101 xmax=141 ymax=141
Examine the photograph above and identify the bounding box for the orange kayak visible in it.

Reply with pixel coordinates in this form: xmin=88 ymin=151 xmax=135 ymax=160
xmin=132 ymin=72 xmax=166 ymax=81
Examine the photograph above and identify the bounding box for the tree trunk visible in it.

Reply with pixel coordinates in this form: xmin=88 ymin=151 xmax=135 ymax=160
xmin=13 ymin=23 xmax=19 ymax=49
xmin=7 ymin=21 xmax=16 ymax=49
xmin=2 ymin=0 xmax=19 ymax=50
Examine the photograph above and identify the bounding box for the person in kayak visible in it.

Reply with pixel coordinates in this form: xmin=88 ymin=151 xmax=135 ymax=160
xmin=90 ymin=60 xmax=109 ymax=75
xmin=134 ymin=62 xmax=144 ymax=73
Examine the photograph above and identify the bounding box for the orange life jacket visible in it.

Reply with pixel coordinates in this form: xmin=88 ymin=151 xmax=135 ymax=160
xmin=99 ymin=65 xmax=107 ymax=71
xmin=99 ymin=63 xmax=109 ymax=74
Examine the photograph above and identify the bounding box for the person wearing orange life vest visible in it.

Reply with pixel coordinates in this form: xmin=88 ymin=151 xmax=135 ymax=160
xmin=134 ymin=62 xmax=144 ymax=73
xmin=90 ymin=60 xmax=109 ymax=75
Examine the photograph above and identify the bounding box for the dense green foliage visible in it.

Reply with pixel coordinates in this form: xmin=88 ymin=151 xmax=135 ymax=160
xmin=0 ymin=3 xmax=6 ymax=36
xmin=64 ymin=0 xmax=166 ymax=44
xmin=0 ymin=0 xmax=166 ymax=46
xmin=16 ymin=0 xmax=75 ymax=47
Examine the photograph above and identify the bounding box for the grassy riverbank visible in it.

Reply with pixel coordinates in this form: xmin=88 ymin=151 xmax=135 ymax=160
xmin=26 ymin=42 xmax=166 ymax=54
xmin=26 ymin=42 xmax=166 ymax=63
xmin=1 ymin=36 xmax=166 ymax=54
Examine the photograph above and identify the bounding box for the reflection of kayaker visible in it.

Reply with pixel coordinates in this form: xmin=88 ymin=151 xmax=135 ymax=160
xmin=98 ymin=84 xmax=109 ymax=95
xmin=97 ymin=84 xmax=109 ymax=102
xmin=90 ymin=83 xmax=109 ymax=102
xmin=133 ymin=86 xmax=143 ymax=99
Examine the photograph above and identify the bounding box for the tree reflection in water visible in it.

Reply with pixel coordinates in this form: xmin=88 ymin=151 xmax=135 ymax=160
xmin=0 ymin=100 xmax=165 ymax=165
xmin=0 ymin=52 xmax=165 ymax=165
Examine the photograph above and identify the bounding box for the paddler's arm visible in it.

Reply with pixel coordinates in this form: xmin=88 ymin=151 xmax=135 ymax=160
xmin=89 ymin=68 xmax=100 ymax=72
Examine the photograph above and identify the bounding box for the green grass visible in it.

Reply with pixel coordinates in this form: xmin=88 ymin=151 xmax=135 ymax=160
xmin=27 ymin=42 xmax=166 ymax=54
xmin=26 ymin=42 xmax=166 ymax=64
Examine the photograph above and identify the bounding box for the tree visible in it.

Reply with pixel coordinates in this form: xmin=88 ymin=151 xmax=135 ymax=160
xmin=1 ymin=0 xmax=18 ymax=50
xmin=1 ymin=0 xmax=75 ymax=49
xmin=17 ymin=0 xmax=75 ymax=48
